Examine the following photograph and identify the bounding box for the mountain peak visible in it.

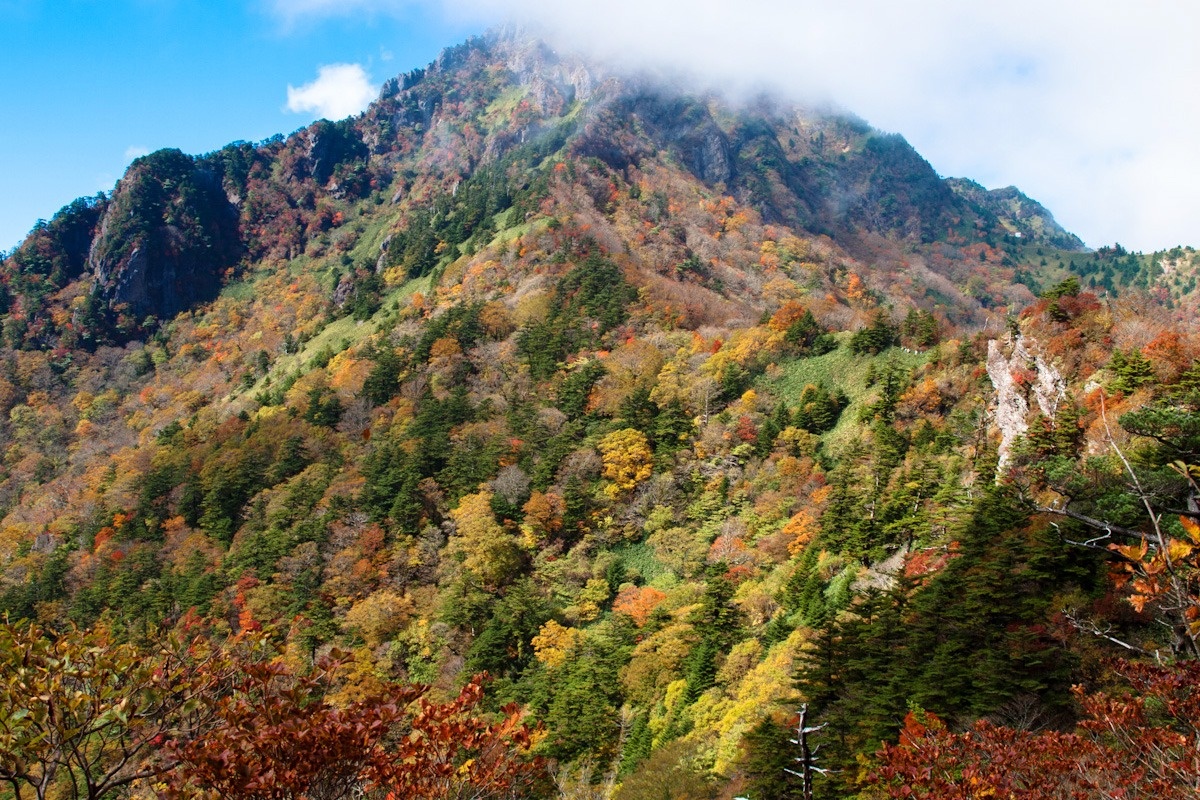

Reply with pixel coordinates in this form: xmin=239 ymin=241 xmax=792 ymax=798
xmin=3 ymin=30 xmax=1097 ymax=347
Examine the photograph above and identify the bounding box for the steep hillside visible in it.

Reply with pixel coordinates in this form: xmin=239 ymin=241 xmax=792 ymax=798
xmin=1 ymin=29 xmax=1198 ymax=800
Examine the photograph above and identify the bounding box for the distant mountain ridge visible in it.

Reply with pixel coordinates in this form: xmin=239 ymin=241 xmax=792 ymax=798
xmin=946 ymin=177 xmax=1085 ymax=251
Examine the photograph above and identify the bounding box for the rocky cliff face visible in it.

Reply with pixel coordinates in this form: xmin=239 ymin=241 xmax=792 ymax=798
xmin=370 ymin=31 xmax=993 ymax=246
xmin=306 ymin=120 xmax=369 ymax=187
xmin=565 ymin=77 xmax=985 ymax=242
xmin=987 ymin=332 xmax=1067 ymax=469
xmin=88 ymin=149 xmax=241 ymax=321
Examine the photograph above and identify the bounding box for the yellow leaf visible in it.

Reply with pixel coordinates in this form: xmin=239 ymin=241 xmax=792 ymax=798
xmin=1167 ymin=538 xmax=1194 ymax=563
xmin=1181 ymin=515 xmax=1200 ymax=545
xmin=1112 ymin=542 xmax=1147 ymax=562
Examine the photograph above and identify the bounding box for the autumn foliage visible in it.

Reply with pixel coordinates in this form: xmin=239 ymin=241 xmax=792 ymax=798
xmin=598 ymin=428 xmax=654 ymax=498
xmin=871 ymin=660 xmax=1200 ymax=799
xmin=162 ymin=661 xmax=546 ymax=800
xmin=0 ymin=622 xmax=249 ymax=800
xmin=0 ymin=623 xmax=545 ymax=800
xmin=6 ymin=28 xmax=1200 ymax=800
xmin=1109 ymin=514 xmax=1200 ymax=656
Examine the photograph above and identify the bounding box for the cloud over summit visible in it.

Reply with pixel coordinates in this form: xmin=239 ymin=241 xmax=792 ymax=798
xmin=273 ymin=0 xmax=1200 ymax=251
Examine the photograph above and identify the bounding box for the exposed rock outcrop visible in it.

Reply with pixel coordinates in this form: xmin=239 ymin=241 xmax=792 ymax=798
xmin=306 ymin=120 xmax=369 ymax=186
xmin=89 ymin=149 xmax=241 ymax=321
xmin=986 ymin=333 xmax=1066 ymax=470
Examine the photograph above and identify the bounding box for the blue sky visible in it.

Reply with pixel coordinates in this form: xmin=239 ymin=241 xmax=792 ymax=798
xmin=3 ymin=1 xmax=1198 ymax=254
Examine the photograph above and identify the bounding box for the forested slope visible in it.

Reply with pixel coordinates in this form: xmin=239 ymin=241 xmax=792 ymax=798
xmin=2 ymin=30 xmax=1199 ymax=800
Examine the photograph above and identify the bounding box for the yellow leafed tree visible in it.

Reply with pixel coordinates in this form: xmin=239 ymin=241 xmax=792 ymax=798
xmin=598 ymin=428 xmax=654 ymax=499
xmin=449 ymin=489 xmax=521 ymax=587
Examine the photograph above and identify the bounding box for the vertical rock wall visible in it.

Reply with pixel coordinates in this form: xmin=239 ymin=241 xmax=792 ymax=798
xmin=986 ymin=333 xmax=1066 ymax=470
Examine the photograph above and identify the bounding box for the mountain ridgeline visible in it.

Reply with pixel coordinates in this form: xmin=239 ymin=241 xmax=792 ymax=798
xmin=4 ymin=33 xmax=1091 ymax=349
xmin=2 ymin=30 xmax=1200 ymax=800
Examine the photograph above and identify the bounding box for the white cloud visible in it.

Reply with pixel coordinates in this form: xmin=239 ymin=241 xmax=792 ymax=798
xmin=286 ymin=63 xmax=379 ymax=120
xmin=272 ymin=0 xmax=1200 ymax=251
xmin=124 ymin=145 xmax=150 ymax=162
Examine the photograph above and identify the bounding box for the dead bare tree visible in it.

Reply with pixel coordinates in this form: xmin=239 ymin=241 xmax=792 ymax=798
xmin=783 ymin=704 xmax=833 ymax=800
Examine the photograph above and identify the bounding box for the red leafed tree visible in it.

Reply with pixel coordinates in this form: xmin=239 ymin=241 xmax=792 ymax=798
xmin=373 ymin=678 xmax=545 ymax=800
xmin=161 ymin=657 xmax=418 ymax=800
xmin=870 ymin=660 xmax=1200 ymax=799
xmin=162 ymin=660 xmax=547 ymax=800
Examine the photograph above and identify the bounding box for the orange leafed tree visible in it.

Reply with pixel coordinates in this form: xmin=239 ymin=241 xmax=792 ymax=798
xmin=613 ymin=585 xmax=668 ymax=627
xmin=521 ymin=490 xmax=565 ymax=545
